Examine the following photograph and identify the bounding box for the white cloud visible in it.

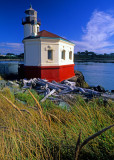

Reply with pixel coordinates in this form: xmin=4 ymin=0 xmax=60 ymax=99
xmin=0 ymin=42 xmax=24 ymax=54
xmin=74 ymin=10 xmax=114 ymax=54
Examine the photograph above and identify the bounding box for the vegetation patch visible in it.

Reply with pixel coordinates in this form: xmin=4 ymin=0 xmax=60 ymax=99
xmin=0 ymin=88 xmax=113 ymax=160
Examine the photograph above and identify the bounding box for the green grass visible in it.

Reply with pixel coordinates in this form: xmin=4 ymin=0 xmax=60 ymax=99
xmin=0 ymin=88 xmax=113 ymax=160
xmin=15 ymin=89 xmax=41 ymax=106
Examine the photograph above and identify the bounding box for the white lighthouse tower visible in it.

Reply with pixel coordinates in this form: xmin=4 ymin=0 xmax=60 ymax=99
xmin=22 ymin=5 xmax=41 ymax=38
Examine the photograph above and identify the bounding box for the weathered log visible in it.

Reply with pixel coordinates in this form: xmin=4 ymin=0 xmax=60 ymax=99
xmin=44 ymin=88 xmax=50 ymax=96
xmin=84 ymin=88 xmax=101 ymax=96
xmin=77 ymin=87 xmax=86 ymax=93
xmin=38 ymin=79 xmax=62 ymax=91
xmin=62 ymin=80 xmax=76 ymax=86
xmin=41 ymin=89 xmax=56 ymax=102
xmin=48 ymin=97 xmax=63 ymax=101
xmin=58 ymin=89 xmax=73 ymax=95
xmin=52 ymin=80 xmax=75 ymax=90
xmin=101 ymin=93 xmax=114 ymax=100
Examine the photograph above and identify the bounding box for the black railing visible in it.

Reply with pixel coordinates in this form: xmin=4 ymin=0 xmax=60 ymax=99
xmin=22 ymin=17 xmax=41 ymax=25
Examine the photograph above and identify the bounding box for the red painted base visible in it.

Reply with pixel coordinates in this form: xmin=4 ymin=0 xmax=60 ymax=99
xmin=20 ymin=64 xmax=75 ymax=82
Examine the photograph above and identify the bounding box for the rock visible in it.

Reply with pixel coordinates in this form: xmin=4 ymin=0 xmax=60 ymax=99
xmin=111 ymin=90 xmax=114 ymax=93
xmin=0 ymin=80 xmax=7 ymax=89
xmin=59 ymin=101 xmax=70 ymax=110
xmin=68 ymin=70 xmax=89 ymax=88
xmin=7 ymin=81 xmax=19 ymax=87
xmin=94 ymin=85 xmax=105 ymax=93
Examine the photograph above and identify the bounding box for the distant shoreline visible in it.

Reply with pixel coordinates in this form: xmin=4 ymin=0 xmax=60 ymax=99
xmin=0 ymin=59 xmax=24 ymax=61
xmin=75 ymin=59 xmax=114 ymax=63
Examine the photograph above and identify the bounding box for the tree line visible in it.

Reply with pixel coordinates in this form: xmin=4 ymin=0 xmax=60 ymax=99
xmin=74 ymin=50 xmax=114 ymax=61
xmin=1 ymin=51 xmax=114 ymax=61
xmin=0 ymin=53 xmax=24 ymax=59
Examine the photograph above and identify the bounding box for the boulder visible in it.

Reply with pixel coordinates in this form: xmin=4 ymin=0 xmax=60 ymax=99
xmin=68 ymin=70 xmax=89 ymax=88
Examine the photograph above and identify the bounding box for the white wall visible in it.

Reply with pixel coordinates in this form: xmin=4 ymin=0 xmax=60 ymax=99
xmin=59 ymin=40 xmax=74 ymax=65
xmin=24 ymin=24 xmax=32 ymax=38
xmin=24 ymin=24 xmax=38 ymax=38
xmin=41 ymin=39 xmax=59 ymax=66
xmin=24 ymin=40 xmax=41 ymax=66
xmin=23 ymin=38 xmax=74 ymax=67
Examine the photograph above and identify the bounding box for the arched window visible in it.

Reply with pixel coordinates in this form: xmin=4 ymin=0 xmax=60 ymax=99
xmin=48 ymin=50 xmax=53 ymax=60
xmin=69 ymin=51 xmax=72 ymax=60
xmin=61 ymin=50 xmax=65 ymax=60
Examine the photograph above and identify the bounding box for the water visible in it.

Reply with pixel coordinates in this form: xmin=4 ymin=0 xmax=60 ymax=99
xmin=74 ymin=62 xmax=114 ymax=91
xmin=0 ymin=61 xmax=23 ymax=75
xmin=0 ymin=61 xmax=113 ymax=91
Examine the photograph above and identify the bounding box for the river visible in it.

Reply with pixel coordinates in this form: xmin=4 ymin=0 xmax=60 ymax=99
xmin=74 ymin=62 xmax=114 ymax=91
xmin=0 ymin=61 xmax=113 ymax=91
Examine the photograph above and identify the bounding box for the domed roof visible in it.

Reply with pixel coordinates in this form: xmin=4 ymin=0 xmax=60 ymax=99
xmin=25 ymin=5 xmax=37 ymax=14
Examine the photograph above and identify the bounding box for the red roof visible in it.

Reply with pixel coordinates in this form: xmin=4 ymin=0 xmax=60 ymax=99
xmin=37 ymin=30 xmax=73 ymax=43
xmin=25 ymin=30 xmax=73 ymax=44
xmin=37 ymin=30 xmax=63 ymax=39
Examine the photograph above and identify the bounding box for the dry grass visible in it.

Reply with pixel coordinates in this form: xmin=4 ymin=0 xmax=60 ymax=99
xmin=0 ymin=75 xmax=3 ymax=80
xmin=0 ymin=88 xmax=114 ymax=160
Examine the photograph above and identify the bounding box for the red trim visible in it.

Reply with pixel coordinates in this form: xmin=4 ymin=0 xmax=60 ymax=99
xmin=21 ymin=64 xmax=75 ymax=82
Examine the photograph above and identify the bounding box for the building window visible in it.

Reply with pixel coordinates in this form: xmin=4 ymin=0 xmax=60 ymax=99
xmin=69 ymin=51 xmax=72 ymax=60
xmin=61 ymin=50 xmax=65 ymax=60
xmin=37 ymin=26 xmax=39 ymax=33
xmin=48 ymin=50 xmax=53 ymax=60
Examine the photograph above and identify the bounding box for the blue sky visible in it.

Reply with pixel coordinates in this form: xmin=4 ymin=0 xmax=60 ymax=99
xmin=1 ymin=0 xmax=114 ymax=54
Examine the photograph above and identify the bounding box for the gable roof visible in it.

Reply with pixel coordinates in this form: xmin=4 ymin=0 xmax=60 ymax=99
xmin=24 ymin=30 xmax=74 ymax=44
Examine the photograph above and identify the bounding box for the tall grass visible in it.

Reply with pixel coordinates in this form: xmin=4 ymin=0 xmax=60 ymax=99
xmin=0 ymin=88 xmax=113 ymax=160
xmin=0 ymin=75 xmax=3 ymax=80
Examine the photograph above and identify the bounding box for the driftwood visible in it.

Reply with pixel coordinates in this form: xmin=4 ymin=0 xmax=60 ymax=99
xmin=58 ymin=88 xmax=73 ymax=95
xmin=21 ymin=78 xmax=113 ymax=103
xmin=102 ymin=93 xmax=114 ymax=100
xmin=40 ymin=89 xmax=56 ymax=102
xmin=44 ymin=88 xmax=50 ymax=96
xmin=62 ymin=80 xmax=76 ymax=86
xmin=52 ymin=80 xmax=74 ymax=89
xmin=48 ymin=97 xmax=63 ymax=101
xmin=39 ymin=79 xmax=66 ymax=91
xmin=83 ymin=88 xmax=101 ymax=96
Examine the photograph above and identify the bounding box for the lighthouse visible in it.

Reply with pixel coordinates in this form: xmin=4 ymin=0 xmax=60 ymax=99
xmin=22 ymin=6 xmax=75 ymax=82
xmin=22 ymin=5 xmax=41 ymax=37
